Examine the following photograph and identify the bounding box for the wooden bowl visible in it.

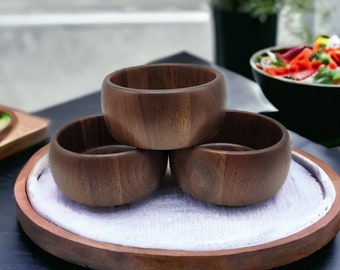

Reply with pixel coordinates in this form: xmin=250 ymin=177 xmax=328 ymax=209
xmin=49 ymin=115 xmax=168 ymax=207
xmin=250 ymin=46 xmax=340 ymax=146
xmin=170 ymin=110 xmax=291 ymax=206
xmin=101 ymin=63 xmax=227 ymax=150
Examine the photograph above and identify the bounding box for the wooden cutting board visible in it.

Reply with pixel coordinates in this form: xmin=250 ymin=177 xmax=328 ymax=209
xmin=0 ymin=105 xmax=49 ymax=160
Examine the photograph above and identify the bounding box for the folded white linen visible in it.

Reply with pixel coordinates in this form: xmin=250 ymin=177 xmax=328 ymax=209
xmin=27 ymin=152 xmax=335 ymax=251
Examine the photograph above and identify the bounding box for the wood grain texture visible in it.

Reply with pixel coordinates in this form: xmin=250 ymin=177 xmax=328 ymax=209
xmin=101 ymin=64 xmax=227 ymax=150
xmin=14 ymin=145 xmax=340 ymax=269
xmin=49 ymin=115 xmax=168 ymax=207
xmin=170 ymin=110 xmax=292 ymax=206
xmin=0 ymin=105 xmax=49 ymax=160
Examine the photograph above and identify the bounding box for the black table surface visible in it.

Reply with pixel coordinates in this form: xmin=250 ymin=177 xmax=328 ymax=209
xmin=1 ymin=52 xmax=340 ymax=269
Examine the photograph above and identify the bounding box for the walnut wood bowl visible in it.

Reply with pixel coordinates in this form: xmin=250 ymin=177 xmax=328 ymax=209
xmin=49 ymin=115 xmax=168 ymax=207
xmin=101 ymin=63 xmax=227 ymax=150
xmin=170 ymin=110 xmax=291 ymax=206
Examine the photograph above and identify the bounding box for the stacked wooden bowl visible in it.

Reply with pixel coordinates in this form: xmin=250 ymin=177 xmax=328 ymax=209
xmin=49 ymin=63 xmax=291 ymax=207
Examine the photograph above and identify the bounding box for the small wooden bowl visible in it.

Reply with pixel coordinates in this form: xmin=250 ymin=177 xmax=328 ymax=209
xmin=49 ymin=115 xmax=168 ymax=207
xmin=170 ymin=110 xmax=291 ymax=206
xmin=101 ymin=63 xmax=227 ymax=150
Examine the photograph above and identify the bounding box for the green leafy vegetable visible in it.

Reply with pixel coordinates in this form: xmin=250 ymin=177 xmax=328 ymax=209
xmin=313 ymin=66 xmax=340 ymax=84
xmin=271 ymin=56 xmax=286 ymax=67
xmin=310 ymin=51 xmax=330 ymax=65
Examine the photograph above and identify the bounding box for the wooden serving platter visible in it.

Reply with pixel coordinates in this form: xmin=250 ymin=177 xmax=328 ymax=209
xmin=0 ymin=105 xmax=49 ymax=160
xmin=15 ymin=146 xmax=340 ymax=270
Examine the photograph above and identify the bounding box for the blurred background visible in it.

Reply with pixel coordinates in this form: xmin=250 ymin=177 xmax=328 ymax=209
xmin=0 ymin=0 xmax=339 ymax=112
xmin=0 ymin=0 xmax=213 ymax=112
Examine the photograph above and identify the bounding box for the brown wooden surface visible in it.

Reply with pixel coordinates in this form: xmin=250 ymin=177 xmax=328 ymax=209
xmin=49 ymin=115 xmax=168 ymax=207
xmin=14 ymin=146 xmax=340 ymax=270
xmin=101 ymin=64 xmax=227 ymax=150
xmin=0 ymin=105 xmax=49 ymax=160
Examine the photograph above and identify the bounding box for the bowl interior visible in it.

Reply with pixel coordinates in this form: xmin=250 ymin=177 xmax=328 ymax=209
xmin=109 ymin=64 xmax=217 ymax=90
xmin=205 ymin=110 xmax=286 ymax=151
xmin=56 ymin=115 xmax=134 ymax=154
xmin=250 ymin=46 xmax=340 ymax=88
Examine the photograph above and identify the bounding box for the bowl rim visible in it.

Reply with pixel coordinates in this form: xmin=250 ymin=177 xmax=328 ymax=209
xmin=50 ymin=114 xmax=141 ymax=159
xmin=196 ymin=109 xmax=290 ymax=155
xmin=102 ymin=63 xmax=225 ymax=93
xmin=249 ymin=45 xmax=340 ymax=88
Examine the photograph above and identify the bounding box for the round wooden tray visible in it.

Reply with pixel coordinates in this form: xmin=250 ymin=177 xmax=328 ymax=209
xmin=15 ymin=145 xmax=340 ymax=270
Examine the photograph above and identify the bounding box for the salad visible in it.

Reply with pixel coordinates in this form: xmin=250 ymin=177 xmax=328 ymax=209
xmin=255 ymin=35 xmax=340 ymax=85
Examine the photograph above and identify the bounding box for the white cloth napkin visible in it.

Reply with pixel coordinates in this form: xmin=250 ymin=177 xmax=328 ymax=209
xmin=27 ymin=151 xmax=335 ymax=251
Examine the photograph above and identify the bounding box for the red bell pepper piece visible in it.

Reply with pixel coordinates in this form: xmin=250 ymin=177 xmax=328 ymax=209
xmin=287 ymin=47 xmax=314 ymax=72
xmin=324 ymin=48 xmax=340 ymax=65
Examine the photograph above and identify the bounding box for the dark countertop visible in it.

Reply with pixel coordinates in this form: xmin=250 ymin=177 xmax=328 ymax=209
xmin=1 ymin=52 xmax=339 ymax=269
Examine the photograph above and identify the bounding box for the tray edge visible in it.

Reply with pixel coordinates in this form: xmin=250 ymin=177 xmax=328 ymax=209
xmin=14 ymin=146 xmax=340 ymax=270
